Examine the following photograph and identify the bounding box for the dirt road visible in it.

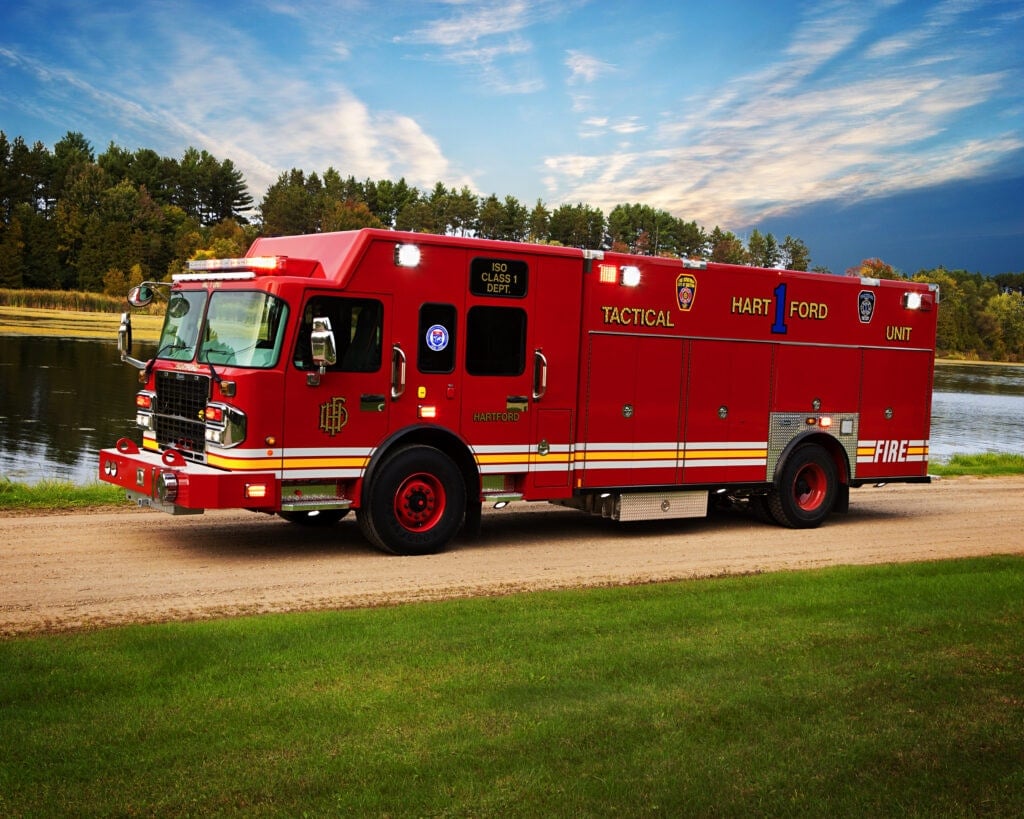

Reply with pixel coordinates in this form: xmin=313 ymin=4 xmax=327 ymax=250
xmin=2 ymin=476 xmax=1022 ymax=636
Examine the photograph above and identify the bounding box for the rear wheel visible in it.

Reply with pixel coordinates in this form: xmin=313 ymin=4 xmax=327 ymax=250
xmin=767 ymin=444 xmax=838 ymax=528
xmin=359 ymin=445 xmax=466 ymax=555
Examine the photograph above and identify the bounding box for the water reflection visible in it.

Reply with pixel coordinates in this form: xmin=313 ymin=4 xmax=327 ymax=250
xmin=0 ymin=336 xmax=154 ymax=484
xmin=2 ymin=336 xmax=1023 ymax=484
xmin=931 ymin=363 xmax=1024 ymax=461
xmin=934 ymin=362 xmax=1024 ymax=397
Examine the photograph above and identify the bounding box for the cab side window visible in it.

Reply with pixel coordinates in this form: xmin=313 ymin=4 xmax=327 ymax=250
xmin=293 ymin=296 xmax=383 ymax=372
xmin=465 ymin=306 xmax=526 ymax=376
xmin=418 ymin=304 xmax=456 ymax=374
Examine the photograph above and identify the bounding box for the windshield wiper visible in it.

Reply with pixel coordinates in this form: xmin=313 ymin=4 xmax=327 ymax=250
xmin=145 ymin=342 xmax=194 ymax=378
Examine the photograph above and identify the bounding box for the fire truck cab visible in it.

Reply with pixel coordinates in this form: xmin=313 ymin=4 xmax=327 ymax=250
xmin=100 ymin=228 xmax=938 ymax=555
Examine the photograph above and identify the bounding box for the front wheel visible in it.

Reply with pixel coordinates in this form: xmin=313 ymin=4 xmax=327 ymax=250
xmin=358 ymin=445 xmax=466 ymax=555
xmin=767 ymin=444 xmax=839 ymax=528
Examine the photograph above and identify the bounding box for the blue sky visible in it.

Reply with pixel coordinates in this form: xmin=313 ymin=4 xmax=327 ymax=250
xmin=1 ymin=0 xmax=1022 ymax=275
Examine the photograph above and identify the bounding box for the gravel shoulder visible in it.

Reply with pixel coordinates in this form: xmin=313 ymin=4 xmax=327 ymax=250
xmin=2 ymin=475 xmax=1022 ymax=637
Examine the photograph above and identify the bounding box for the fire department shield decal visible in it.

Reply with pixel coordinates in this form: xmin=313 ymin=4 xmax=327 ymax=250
xmin=425 ymin=324 xmax=449 ymax=352
xmin=676 ymin=274 xmax=697 ymax=311
xmin=858 ymin=290 xmax=876 ymax=324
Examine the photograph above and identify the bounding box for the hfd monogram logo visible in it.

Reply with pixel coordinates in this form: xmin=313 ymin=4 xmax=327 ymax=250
xmin=319 ymin=397 xmax=348 ymax=436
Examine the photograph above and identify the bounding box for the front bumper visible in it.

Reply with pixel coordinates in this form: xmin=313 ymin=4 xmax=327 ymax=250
xmin=98 ymin=439 xmax=280 ymax=514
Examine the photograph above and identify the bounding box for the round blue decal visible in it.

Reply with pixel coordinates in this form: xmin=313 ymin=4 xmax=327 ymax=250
xmin=425 ymin=324 xmax=449 ymax=352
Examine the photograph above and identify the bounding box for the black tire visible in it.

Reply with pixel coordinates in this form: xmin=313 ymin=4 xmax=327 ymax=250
xmin=359 ymin=445 xmax=466 ymax=555
xmin=278 ymin=509 xmax=348 ymax=526
xmin=460 ymin=499 xmax=483 ymax=540
xmin=750 ymin=494 xmax=778 ymax=525
xmin=767 ymin=444 xmax=838 ymax=529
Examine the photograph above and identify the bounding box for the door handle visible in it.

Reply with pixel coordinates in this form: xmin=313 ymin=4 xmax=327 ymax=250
xmin=533 ymin=349 xmax=548 ymax=400
xmin=390 ymin=343 xmax=406 ymax=400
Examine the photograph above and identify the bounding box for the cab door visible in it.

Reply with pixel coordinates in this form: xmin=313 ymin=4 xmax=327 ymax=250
xmin=281 ymin=292 xmax=392 ymax=486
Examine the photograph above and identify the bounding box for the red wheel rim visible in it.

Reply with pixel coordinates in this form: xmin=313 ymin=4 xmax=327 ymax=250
xmin=793 ymin=462 xmax=827 ymax=511
xmin=393 ymin=472 xmax=446 ymax=532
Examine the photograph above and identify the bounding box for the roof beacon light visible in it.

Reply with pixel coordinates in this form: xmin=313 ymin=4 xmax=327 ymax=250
xmin=187 ymin=256 xmax=285 ymax=273
xmin=395 ymin=244 xmax=421 ymax=268
xmin=620 ymin=265 xmax=641 ymax=287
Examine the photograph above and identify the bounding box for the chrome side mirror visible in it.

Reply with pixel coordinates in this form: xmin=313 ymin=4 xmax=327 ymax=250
xmin=127 ymin=284 xmax=154 ymax=307
xmin=308 ymin=317 xmax=337 ymax=386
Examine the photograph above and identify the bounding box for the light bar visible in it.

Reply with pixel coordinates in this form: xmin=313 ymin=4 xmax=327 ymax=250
xmin=187 ymin=256 xmax=287 ymax=272
xmin=173 ymin=271 xmax=257 ymax=283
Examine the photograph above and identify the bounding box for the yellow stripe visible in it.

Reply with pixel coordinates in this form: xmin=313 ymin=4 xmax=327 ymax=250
xmin=207 ymin=452 xmax=280 ymax=470
xmin=475 ymin=452 xmax=532 ymax=465
xmin=685 ymin=448 xmax=767 ymax=460
xmin=574 ymin=450 xmax=679 ymax=462
xmin=282 ymin=454 xmax=367 ymax=467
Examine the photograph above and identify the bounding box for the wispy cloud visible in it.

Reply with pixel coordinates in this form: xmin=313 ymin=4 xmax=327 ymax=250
xmin=0 ymin=6 xmax=475 ymax=196
xmin=565 ymin=50 xmax=615 ymax=85
xmin=402 ymin=0 xmax=535 ymax=47
xmin=396 ymin=0 xmax=583 ymax=94
xmin=544 ymin=1 xmax=1023 ymax=228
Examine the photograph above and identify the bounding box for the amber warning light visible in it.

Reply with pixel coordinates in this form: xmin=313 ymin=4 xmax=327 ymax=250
xmin=187 ymin=256 xmax=286 ymax=273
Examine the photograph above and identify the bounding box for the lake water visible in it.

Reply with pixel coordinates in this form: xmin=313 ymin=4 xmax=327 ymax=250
xmin=1 ymin=335 xmax=1023 ymax=484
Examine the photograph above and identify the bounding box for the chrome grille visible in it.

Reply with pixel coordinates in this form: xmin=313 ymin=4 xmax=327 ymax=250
xmin=155 ymin=371 xmax=209 ymax=459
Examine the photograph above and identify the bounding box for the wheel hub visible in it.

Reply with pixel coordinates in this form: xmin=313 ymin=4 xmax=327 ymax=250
xmin=395 ymin=475 xmax=444 ymax=530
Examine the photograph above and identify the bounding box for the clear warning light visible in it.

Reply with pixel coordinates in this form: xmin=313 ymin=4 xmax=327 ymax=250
xmin=394 ymin=244 xmax=421 ymax=267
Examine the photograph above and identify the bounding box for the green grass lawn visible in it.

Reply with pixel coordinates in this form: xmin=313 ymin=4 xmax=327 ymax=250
xmin=928 ymin=452 xmax=1024 ymax=476
xmin=2 ymin=557 xmax=1022 ymax=816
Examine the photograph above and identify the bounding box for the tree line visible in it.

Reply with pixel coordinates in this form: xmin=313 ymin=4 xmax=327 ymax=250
xmin=1 ymin=131 xmax=1021 ymax=360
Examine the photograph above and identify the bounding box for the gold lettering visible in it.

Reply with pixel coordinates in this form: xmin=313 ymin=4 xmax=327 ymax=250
xmin=731 ymin=296 xmax=771 ymax=315
xmin=600 ymin=306 xmax=676 ymax=328
xmin=789 ymin=301 xmax=828 ymax=320
xmin=886 ymin=325 xmax=913 ymax=341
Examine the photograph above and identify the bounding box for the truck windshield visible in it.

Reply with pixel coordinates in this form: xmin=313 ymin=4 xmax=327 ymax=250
xmin=156 ymin=290 xmax=289 ymax=369
xmin=199 ymin=291 xmax=289 ymax=368
xmin=156 ymin=291 xmax=207 ymax=361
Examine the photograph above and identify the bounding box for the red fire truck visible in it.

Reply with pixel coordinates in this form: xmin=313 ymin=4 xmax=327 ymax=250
xmin=99 ymin=228 xmax=938 ymax=554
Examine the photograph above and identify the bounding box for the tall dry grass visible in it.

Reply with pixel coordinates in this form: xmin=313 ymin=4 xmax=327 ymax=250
xmin=0 ymin=288 xmax=128 ymax=313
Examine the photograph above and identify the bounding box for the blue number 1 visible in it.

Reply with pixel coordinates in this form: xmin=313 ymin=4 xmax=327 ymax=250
xmin=771 ymin=283 xmax=788 ymax=335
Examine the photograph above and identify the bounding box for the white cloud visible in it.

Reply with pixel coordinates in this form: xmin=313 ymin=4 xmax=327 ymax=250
xmin=544 ymin=2 xmax=1023 ymax=229
xmin=565 ymin=50 xmax=615 ymax=85
xmin=404 ymin=0 xmax=533 ymax=47
xmin=396 ymin=0 xmax=584 ymax=95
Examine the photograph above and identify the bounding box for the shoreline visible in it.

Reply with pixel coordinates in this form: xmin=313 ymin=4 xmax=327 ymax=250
xmin=0 ymin=306 xmax=162 ymax=342
xmin=1 ymin=306 xmax=1021 ymax=367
